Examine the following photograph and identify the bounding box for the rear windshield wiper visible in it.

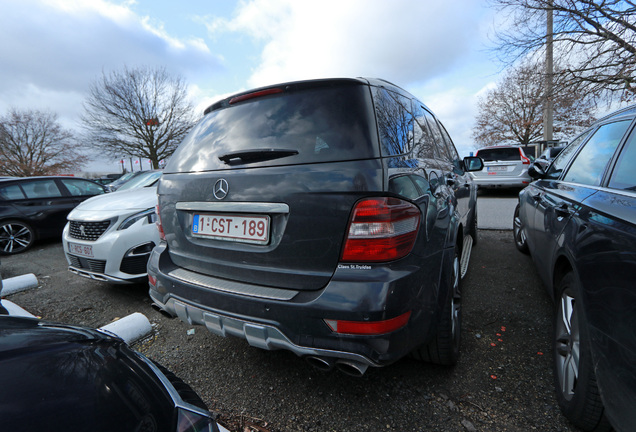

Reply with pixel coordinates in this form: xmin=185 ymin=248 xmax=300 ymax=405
xmin=218 ymin=148 xmax=299 ymax=165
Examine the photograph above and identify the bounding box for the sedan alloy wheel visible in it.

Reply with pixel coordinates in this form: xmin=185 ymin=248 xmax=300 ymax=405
xmin=0 ymin=221 xmax=35 ymax=255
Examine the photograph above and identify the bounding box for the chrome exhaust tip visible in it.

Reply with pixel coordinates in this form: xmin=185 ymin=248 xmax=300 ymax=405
xmin=305 ymin=356 xmax=335 ymax=371
xmin=335 ymin=359 xmax=368 ymax=377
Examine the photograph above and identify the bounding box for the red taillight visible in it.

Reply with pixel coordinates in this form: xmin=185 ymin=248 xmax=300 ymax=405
xmin=324 ymin=311 xmax=412 ymax=335
xmin=520 ymin=149 xmax=531 ymax=165
xmin=229 ymin=88 xmax=283 ymax=105
xmin=155 ymin=205 xmax=165 ymax=241
xmin=341 ymin=197 xmax=420 ymax=262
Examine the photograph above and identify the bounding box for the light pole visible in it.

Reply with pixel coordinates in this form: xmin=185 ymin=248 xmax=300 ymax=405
xmin=543 ymin=0 xmax=554 ymax=151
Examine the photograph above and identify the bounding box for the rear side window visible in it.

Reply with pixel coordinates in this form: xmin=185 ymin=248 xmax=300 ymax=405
xmin=373 ymin=88 xmax=414 ymax=156
xmin=436 ymin=121 xmax=460 ymax=163
xmin=0 ymin=184 xmax=25 ymax=200
xmin=166 ymin=84 xmax=378 ymax=173
xmin=477 ymin=147 xmax=522 ymax=162
xmin=608 ymin=127 xmax=636 ymax=191
xmin=545 ymin=133 xmax=589 ymax=180
xmin=21 ymin=180 xmax=61 ymax=199
xmin=563 ymin=120 xmax=630 ymax=186
xmin=60 ymin=178 xmax=105 ymax=197
xmin=412 ymin=105 xmax=439 ymax=160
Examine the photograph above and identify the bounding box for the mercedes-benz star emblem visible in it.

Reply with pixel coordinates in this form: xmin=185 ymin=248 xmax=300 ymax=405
xmin=213 ymin=178 xmax=229 ymax=200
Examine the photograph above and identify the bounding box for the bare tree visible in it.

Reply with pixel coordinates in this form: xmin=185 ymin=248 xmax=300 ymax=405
xmin=473 ymin=59 xmax=597 ymax=147
xmin=490 ymin=0 xmax=636 ymax=101
xmin=0 ymin=109 xmax=88 ymax=176
xmin=82 ymin=66 xmax=198 ymax=169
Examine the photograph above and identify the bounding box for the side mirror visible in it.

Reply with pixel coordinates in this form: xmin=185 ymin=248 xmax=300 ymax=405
xmin=528 ymin=161 xmax=547 ymax=179
xmin=463 ymin=156 xmax=484 ymax=172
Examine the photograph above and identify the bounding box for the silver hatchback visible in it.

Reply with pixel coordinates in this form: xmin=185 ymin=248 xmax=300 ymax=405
xmin=471 ymin=145 xmax=532 ymax=189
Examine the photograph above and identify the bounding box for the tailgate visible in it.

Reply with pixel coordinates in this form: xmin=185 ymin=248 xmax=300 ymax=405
xmin=158 ymin=160 xmax=383 ymax=291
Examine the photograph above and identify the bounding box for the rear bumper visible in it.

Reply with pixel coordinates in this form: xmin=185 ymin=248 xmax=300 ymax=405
xmin=471 ymin=173 xmax=531 ymax=188
xmin=147 ymin=243 xmax=449 ymax=367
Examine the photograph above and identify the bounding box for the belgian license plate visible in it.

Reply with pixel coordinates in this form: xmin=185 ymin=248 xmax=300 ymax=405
xmin=488 ymin=166 xmax=507 ymax=172
xmin=68 ymin=242 xmax=93 ymax=257
xmin=192 ymin=213 xmax=270 ymax=244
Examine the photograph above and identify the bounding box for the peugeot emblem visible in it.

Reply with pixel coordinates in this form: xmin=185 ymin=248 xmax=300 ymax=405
xmin=213 ymin=178 xmax=229 ymax=200
xmin=79 ymin=225 xmax=86 ymax=237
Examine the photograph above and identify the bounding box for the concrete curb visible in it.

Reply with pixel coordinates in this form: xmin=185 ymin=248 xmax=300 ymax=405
xmin=99 ymin=312 xmax=153 ymax=344
xmin=2 ymin=273 xmax=39 ymax=296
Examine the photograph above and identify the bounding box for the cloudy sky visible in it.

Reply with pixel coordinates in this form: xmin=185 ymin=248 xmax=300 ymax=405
xmin=0 ymin=0 xmax=502 ymax=173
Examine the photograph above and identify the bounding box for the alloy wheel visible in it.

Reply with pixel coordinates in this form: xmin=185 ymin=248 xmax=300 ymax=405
xmin=555 ymin=289 xmax=580 ymax=401
xmin=0 ymin=222 xmax=34 ymax=254
xmin=450 ymin=254 xmax=461 ymax=341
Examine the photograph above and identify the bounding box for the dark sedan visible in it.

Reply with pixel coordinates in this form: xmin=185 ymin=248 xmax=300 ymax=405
xmin=513 ymin=105 xmax=636 ymax=432
xmin=0 ymin=314 xmax=219 ymax=432
xmin=0 ymin=176 xmax=106 ymax=254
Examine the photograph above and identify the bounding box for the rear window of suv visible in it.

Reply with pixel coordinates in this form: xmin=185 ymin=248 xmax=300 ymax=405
xmin=165 ymin=83 xmax=379 ymax=173
xmin=477 ymin=147 xmax=522 ymax=162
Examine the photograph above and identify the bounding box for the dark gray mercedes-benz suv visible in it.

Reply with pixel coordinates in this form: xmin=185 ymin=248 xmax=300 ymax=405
xmin=148 ymin=78 xmax=483 ymax=375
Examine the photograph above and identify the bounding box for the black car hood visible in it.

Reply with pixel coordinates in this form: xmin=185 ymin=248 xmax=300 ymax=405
xmin=0 ymin=316 xmax=176 ymax=432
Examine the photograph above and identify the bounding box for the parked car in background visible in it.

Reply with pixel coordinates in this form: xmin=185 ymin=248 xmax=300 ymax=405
xmin=514 ymin=105 xmax=636 ymax=432
xmin=106 ymin=170 xmax=144 ymax=191
xmin=148 ymin=77 xmax=483 ymax=376
xmin=0 ymin=314 xmax=219 ymax=432
xmin=63 ymin=186 xmax=160 ymax=284
xmin=0 ymin=177 xmax=107 ymax=254
xmin=115 ymin=169 xmax=162 ymax=191
xmin=471 ymin=145 xmax=532 ymax=189
xmin=537 ymin=146 xmax=565 ymax=163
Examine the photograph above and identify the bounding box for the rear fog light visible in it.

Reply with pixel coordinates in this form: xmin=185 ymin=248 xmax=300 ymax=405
xmin=324 ymin=311 xmax=412 ymax=335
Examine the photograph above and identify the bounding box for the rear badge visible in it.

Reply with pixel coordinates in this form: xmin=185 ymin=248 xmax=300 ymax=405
xmin=338 ymin=264 xmax=372 ymax=270
xmin=213 ymin=178 xmax=229 ymax=200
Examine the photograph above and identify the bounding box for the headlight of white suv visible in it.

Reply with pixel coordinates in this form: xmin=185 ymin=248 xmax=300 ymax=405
xmin=118 ymin=208 xmax=157 ymax=230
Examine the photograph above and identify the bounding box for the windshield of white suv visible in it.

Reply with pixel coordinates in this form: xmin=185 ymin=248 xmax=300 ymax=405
xmin=117 ymin=170 xmax=162 ymax=191
xmin=477 ymin=147 xmax=522 ymax=162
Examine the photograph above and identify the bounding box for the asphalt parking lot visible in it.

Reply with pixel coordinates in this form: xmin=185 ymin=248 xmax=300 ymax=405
xmin=2 ymin=190 xmax=579 ymax=432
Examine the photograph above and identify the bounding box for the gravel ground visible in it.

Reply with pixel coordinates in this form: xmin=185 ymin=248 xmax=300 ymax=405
xmin=2 ymin=230 xmax=580 ymax=432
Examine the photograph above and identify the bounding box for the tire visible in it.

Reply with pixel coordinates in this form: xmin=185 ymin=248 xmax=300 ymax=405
xmin=0 ymin=220 xmax=35 ymax=255
xmin=553 ymin=273 xmax=611 ymax=432
xmin=513 ymin=204 xmax=529 ymax=254
xmin=412 ymin=247 xmax=461 ymax=365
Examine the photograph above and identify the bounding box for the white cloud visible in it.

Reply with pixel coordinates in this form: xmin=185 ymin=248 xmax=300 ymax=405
xmin=208 ymin=0 xmax=486 ymax=89
xmin=0 ymin=0 xmax=221 ymax=126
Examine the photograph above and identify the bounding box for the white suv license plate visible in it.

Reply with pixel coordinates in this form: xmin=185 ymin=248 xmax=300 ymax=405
xmin=192 ymin=213 xmax=270 ymax=244
xmin=487 ymin=166 xmax=508 ymax=172
xmin=68 ymin=242 xmax=93 ymax=257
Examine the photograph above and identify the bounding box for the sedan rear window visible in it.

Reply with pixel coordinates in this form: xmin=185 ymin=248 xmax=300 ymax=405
xmin=166 ymin=84 xmax=378 ymax=173
xmin=477 ymin=147 xmax=522 ymax=162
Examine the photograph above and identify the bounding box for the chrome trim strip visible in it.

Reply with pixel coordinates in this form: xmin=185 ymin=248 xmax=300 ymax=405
xmin=565 ymin=182 xmax=636 ymax=198
xmin=155 ymin=296 xmax=379 ymax=367
xmin=68 ymin=267 xmax=135 ymax=284
xmin=176 ymin=202 xmax=289 ymax=213
xmin=167 ymin=267 xmax=298 ymax=301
